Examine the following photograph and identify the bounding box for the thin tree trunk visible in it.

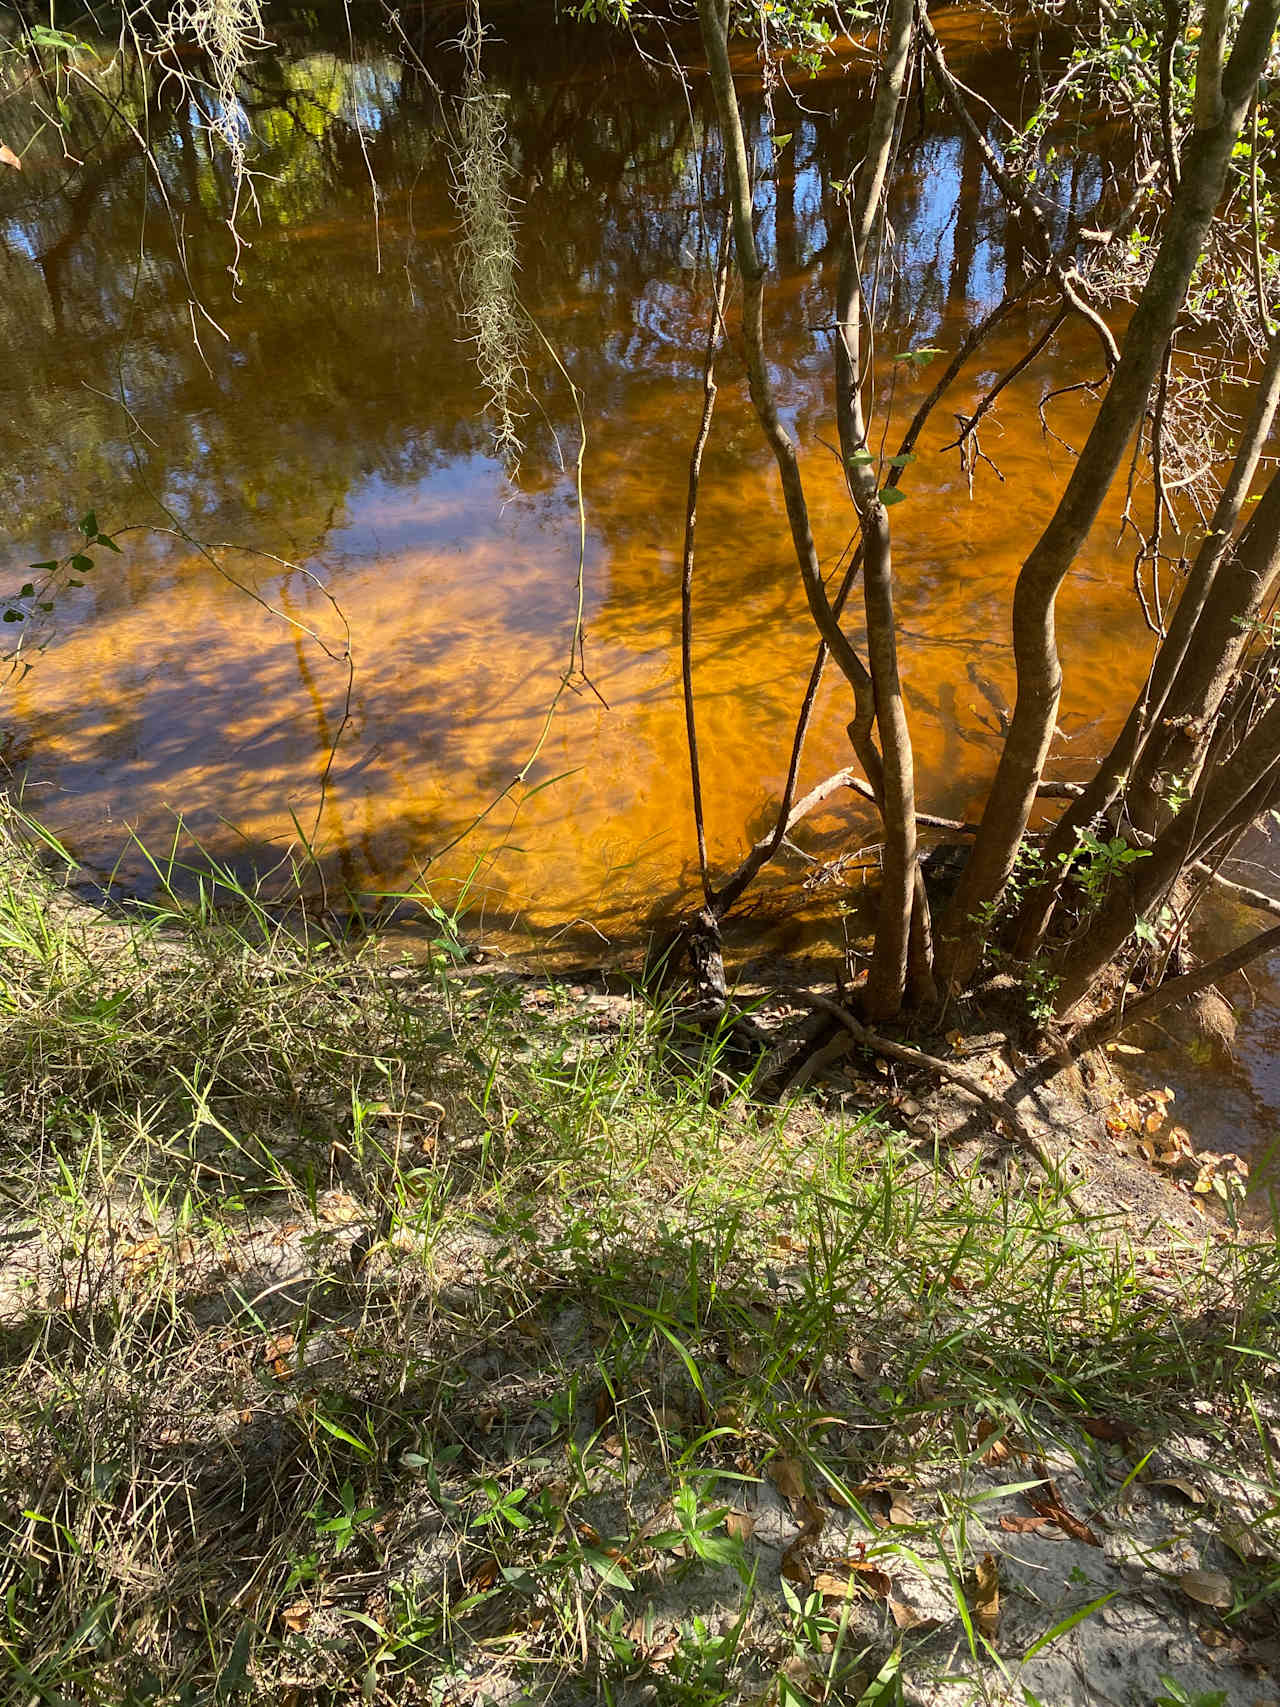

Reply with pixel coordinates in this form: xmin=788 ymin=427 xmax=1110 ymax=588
xmin=696 ymin=0 xmax=922 ymax=1016
xmin=938 ymin=0 xmax=1280 ymax=991
xmin=835 ymin=0 xmax=924 ymax=1015
xmin=1125 ymin=458 xmax=1280 ymax=831
xmin=694 ymin=0 xmax=868 ymax=708
xmin=680 ymin=221 xmax=733 ymax=903
xmin=1010 ymin=322 xmax=1280 ymax=955
xmin=1053 ymin=698 xmax=1280 ymax=1014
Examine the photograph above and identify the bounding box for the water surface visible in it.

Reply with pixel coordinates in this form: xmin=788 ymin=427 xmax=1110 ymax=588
xmin=2 ymin=7 xmax=1276 ymax=1165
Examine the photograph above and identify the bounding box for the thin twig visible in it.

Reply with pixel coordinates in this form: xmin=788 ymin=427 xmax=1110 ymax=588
xmin=681 ymin=214 xmax=733 ymax=904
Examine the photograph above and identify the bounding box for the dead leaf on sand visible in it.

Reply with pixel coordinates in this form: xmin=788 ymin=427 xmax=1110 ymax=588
xmin=890 ymin=1595 xmax=935 ymax=1630
xmin=814 ymin=1562 xmax=892 ymax=1601
xmin=780 ymin=1538 xmax=812 ymax=1589
xmin=975 ymin=1552 xmax=1000 ymax=1637
xmin=1027 ymin=1477 xmax=1103 ymax=1547
xmin=770 ymin=1455 xmax=808 ymax=1510
xmin=724 ymin=1508 xmax=755 ymax=1543
xmin=1080 ymin=1415 xmax=1139 ymax=1444
xmin=1146 ymin=1475 xmax=1205 ymax=1506
xmin=1179 ymin=1568 xmax=1232 ymax=1610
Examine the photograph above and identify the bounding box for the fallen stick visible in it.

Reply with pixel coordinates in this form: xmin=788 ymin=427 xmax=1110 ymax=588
xmin=796 ymin=990 xmax=1076 ymax=1192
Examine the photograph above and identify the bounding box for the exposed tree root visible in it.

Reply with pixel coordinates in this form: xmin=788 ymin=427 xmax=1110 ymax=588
xmin=795 ymin=990 xmax=1077 ymax=1194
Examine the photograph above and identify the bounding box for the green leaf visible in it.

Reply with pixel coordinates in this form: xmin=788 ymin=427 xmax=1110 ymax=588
xmin=215 ymin=1619 xmax=254 ymax=1702
xmin=19 ymin=584 xmax=33 ymax=598
xmin=892 ymin=346 xmax=945 ymax=365
xmin=310 ymin=1412 xmax=373 ymax=1456
xmin=772 ymin=132 xmax=793 ymax=150
xmin=848 ymin=449 xmax=876 ymax=465
xmin=1022 ymin=1592 xmax=1117 ymax=1660
xmin=886 ymin=452 xmax=917 ymax=468
xmin=855 ymin=1648 xmax=903 ymax=1705
xmin=79 ymin=511 xmax=97 ymax=537
xmin=3 ymin=610 xmax=24 ymax=622
xmin=29 ymin=561 xmax=57 ymax=572
xmin=95 ymin=533 xmax=122 ymax=553
xmin=879 ymin=486 xmax=906 ymax=506
xmin=70 ymin=554 xmax=94 ymax=573
xmin=583 ymin=1547 xmax=633 ymax=1589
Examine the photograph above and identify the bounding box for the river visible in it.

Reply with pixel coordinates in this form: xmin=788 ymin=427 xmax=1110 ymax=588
xmin=1 ymin=4 xmax=1277 ymax=1170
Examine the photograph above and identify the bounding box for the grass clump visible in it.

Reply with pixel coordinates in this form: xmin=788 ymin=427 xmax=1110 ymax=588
xmin=1 ymin=817 xmax=1279 ymax=1706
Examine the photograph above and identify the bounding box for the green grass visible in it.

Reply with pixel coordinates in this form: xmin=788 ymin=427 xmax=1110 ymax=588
xmin=1 ymin=814 xmax=1279 ymax=1706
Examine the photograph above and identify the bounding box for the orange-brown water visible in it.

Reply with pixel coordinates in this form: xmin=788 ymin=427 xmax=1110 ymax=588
xmin=2 ymin=11 xmax=1278 ymax=1160
xmin=0 ymin=16 xmax=1150 ymax=923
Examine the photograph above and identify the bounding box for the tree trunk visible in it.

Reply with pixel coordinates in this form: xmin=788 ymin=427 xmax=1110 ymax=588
xmin=1010 ymin=323 xmax=1280 ymax=955
xmin=834 ymin=0 xmax=924 ymax=1016
xmin=1053 ymin=697 xmax=1280 ymax=1014
xmin=938 ymin=0 xmax=1280 ymax=991
xmin=1124 ymin=459 xmax=1280 ymax=832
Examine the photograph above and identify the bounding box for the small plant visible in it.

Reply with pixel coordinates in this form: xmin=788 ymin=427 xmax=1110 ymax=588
xmin=1072 ymin=829 xmax=1151 ymax=905
xmin=1024 ymin=958 xmax=1062 ymax=1024
xmin=1152 ymin=1678 xmax=1228 ymax=1707
xmin=311 ymin=1480 xmax=381 ymax=1557
xmin=644 ymin=1482 xmax=751 ymax=1580
xmin=1161 ymin=771 xmax=1193 ymax=815
xmin=470 ymin=1478 xmax=532 ymax=1533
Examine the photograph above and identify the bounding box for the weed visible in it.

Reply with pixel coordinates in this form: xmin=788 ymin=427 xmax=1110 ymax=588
xmin=0 ymin=808 xmax=1278 ymax=1703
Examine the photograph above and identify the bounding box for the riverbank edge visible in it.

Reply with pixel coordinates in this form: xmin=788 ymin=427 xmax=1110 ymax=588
xmin=2 ymin=820 xmax=1279 ymax=1705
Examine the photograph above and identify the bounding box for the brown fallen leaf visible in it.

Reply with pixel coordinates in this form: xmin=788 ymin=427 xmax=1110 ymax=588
xmin=724 ymin=1508 xmax=756 ymax=1543
xmin=120 ymin=1237 xmax=164 ymax=1281
xmin=263 ymin=1332 xmax=296 ymax=1365
xmin=1179 ymin=1568 xmax=1232 ymax=1610
xmin=1146 ymin=1476 xmax=1205 ymax=1506
xmin=780 ymin=1538 xmax=812 ymax=1589
xmin=999 ymin=1513 xmax=1051 ymax=1534
xmin=1219 ymin=1517 xmax=1266 ymax=1562
xmin=975 ymin=1552 xmax=1000 ymax=1637
xmin=467 ymin=1556 xmax=500 ymax=1592
xmin=318 ymin=1189 xmax=363 ymax=1223
xmin=976 ymin=1417 xmax=1015 ymax=1465
xmin=0 ymin=143 xmax=20 ymax=170
xmin=280 ymin=1600 xmax=311 ymax=1632
xmin=1027 ymin=1490 xmax=1102 ymax=1547
xmin=888 ymin=1493 xmax=915 ymax=1526
xmin=1080 ymin=1416 xmax=1138 ymax=1444
xmin=890 ymin=1595 xmax=933 ymax=1630
xmin=777 ymin=1655 xmax=823 ymax=1700
xmin=770 ymin=1455 xmax=808 ymax=1509
xmin=847 ymin=1346 xmax=879 ymax=1381
xmin=815 ymin=1563 xmax=892 ymax=1601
